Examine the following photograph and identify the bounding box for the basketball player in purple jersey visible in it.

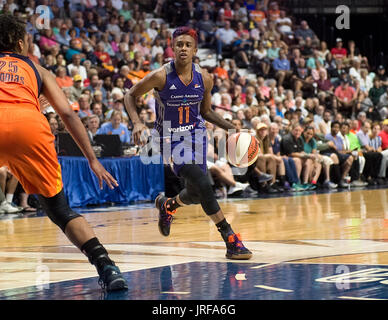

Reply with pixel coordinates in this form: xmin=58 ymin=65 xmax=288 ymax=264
xmin=124 ymin=27 xmax=251 ymax=259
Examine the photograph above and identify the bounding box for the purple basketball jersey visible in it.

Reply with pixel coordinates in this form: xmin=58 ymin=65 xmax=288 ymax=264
xmin=153 ymin=61 xmax=208 ymax=175
xmin=154 ymin=61 xmax=206 ymax=136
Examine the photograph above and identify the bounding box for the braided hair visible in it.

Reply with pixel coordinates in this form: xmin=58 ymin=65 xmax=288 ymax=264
xmin=0 ymin=14 xmax=27 ymax=53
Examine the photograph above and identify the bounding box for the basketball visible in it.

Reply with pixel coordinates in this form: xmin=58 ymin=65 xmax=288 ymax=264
xmin=226 ymin=132 xmax=260 ymax=168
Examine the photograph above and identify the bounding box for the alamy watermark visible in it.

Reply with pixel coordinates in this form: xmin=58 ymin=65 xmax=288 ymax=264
xmin=35 ymin=5 xmax=51 ymax=30
xmin=336 ymin=5 xmax=350 ymax=30
xmin=35 ymin=264 xmax=50 ymax=290
xmin=138 ymin=122 xmax=250 ymax=175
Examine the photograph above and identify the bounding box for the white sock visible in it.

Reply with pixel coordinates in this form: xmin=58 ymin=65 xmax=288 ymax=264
xmin=6 ymin=194 xmax=13 ymax=203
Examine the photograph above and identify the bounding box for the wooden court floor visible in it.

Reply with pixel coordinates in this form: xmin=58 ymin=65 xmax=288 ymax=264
xmin=0 ymin=188 xmax=388 ymax=300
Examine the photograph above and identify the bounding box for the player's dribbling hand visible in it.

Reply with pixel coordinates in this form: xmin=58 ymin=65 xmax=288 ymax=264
xmin=132 ymin=123 xmax=149 ymax=146
xmin=89 ymin=159 xmax=119 ymax=190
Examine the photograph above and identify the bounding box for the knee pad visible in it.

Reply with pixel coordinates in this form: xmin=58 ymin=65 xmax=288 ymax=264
xmin=180 ymin=165 xmax=220 ymax=215
xmin=38 ymin=189 xmax=81 ymax=232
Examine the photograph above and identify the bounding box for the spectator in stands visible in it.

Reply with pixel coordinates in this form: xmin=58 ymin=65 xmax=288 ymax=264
xmin=249 ymin=2 xmax=266 ymax=26
xmin=333 ymin=79 xmax=358 ymax=117
xmin=55 ymin=66 xmax=73 ymax=88
xmin=272 ymin=49 xmax=292 ymax=87
xmin=256 ymin=122 xmax=287 ymax=192
xmin=67 ymin=54 xmax=88 ymax=81
xmin=369 ymin=122 xmax=388 ymax=182
xmin=93 ymin=41 xmax=113 ymax=66
xmin=91 ymin=101 xmax=105 ymax=123
xmin=338 ymin=122 xmax=367 ymax=187
xmin=197 ymin=12 xmax=216 ymax=47
xmin=78 ymin=94 xmax=93 ymax=118
xmin=39 ymin=28 xmax=60 ymax=55
xmin=377 ymin=86 xmax=388 ymax=120
xmin=214 ymin=20 xmax=238 ymax=60
xmin=379 ymin=119 xmax=388 ymax=150
xmin=369 ymin=77 xmax=385 ymax=107
xmin=151 ymin=37 xmax=164 ymax=59
xmin=97 ymin=110 xmax=131 ymax=144
xmin=48 ymin=117 xmax=59 ymax=136
xmin=331 ymin=38 xmax=347 ymax=61
xmin=213 ymin=59 xmax=229 ymax=80
xmin=317 ymin=41 xmax=330 ymax=60
xmin=347 ymin=40 xmax=363 ymax=61
xmin=151 ymin=52 xmax=164 ymax=71
xmin=56 ymin=23 xmax=71 ymax=46
xmin=87 ymin=114 xmax=100 ymax=142
xmin=112 ymin=66 xmax=133 ymax=90
xmin=105 ymin=100 xmax=129 ymax=123
xmin=276 ymin=10 xmax=293 ymax=39
xmin=291 ymin=57 xmax=313 ymax=93
xmin=280 ymin=122 xmax=315 ymax=190
xmin=376 ymin=65 xmax=388 ymax=88
xmin=69 ymin=74 xmax=83 ymax=102
xmin=87 ymin=74 xmax=108 ymax=103
xmin=294 ymin=20 xmax=316 ymax=42
xmin=252 ymin=41 xmax=270 ymax=76
xmin=359 ymin=69 xmax=373 ymax=94
xmin=301 ymin=125 xmax=337 ymax=188
xmin=357 ymin=121 xmax=383 ymax=185
xmin=218 ymin=1 xmax=234 ymax=22
xmin=322 ymin=121 xmax=353 ymax=188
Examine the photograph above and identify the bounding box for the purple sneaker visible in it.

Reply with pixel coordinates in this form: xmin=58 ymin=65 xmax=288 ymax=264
xmin=155 ymin=195 xmax=176 ymax=237
xmin=225 ymin=233 xmax=252 ymax=260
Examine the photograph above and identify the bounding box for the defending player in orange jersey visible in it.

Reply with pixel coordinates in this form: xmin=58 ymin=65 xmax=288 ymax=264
xmin=0 ymin=14 xmax=127 ymax=292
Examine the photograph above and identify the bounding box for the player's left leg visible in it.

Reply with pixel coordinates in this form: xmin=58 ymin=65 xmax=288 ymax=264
xmin=38 ymin=189 xmax=128 ymax=292
xmin=156 ymin=164 xmax=252 ymax=259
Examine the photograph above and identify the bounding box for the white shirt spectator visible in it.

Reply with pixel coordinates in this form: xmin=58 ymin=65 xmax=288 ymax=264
xmin=33 ymin=43 xmax=41 ymax=59
xmin=111 ymin=0 xmax=123 ymax=10
xmin=359 ymin=75 xmax=373 ymax=93
xmin=67 ymin=64 xmax=88 ymax=81
xmin=8 ymin=1 xmax=18 ymax=14
xmin=151 ymin=44 xmax=164 ymax=58
xmin=107 ymin=23 xmax=121 ymax=36
xmin=147 ymin=28 xmax=158 ymax=42
xmin=81 ymin=0 xmax=97 ymax=8
xmin=215 ymin=27 xmax=238 ymax=45
xmin=349 ymin=66 xmax=362 ymax=82
xmin=250 ymin=28 xmax=261 ymax=41
xmin=276 ymin=16 xmax=292 ymax=34
xmin=253 ymin=48 xmax=267 ymax=60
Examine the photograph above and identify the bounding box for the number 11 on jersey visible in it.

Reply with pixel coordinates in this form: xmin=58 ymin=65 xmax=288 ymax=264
xmin=178 ymin=106 xmax=190 ymax=125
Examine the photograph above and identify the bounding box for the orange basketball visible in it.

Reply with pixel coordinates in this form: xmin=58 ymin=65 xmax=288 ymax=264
xmin=226 ymin=132 xmax=260 ymax=168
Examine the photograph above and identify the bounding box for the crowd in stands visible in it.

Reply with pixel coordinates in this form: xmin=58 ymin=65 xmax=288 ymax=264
xmin=1 ymin=0 xmax=388 ymax=211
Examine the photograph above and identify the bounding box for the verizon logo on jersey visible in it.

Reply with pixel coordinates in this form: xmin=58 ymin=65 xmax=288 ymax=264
xmin=168 ymin=124 xmax=194 ymax=133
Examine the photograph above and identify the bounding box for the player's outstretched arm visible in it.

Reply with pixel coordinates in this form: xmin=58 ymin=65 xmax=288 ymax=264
xmin=36 ymin=65 xmax=118 ymax=190
xmin=124 ymin=68 xmax=166 ymax=145
xmin=200 ymin=69 xmax=235 ymax=131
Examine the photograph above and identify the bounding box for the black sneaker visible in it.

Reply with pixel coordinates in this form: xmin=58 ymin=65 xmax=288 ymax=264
xmin=155 ymin=195 xmax=176 ymax=237
xmin=98 ymin=265 xmax=128 ymax=292
xmin=272 ymin=182 xmax=284 ymax=193
xmin=265 ymin=184 xmax=279 ymax=194
xmin=258 ymin=173 xmax=273 ymax=183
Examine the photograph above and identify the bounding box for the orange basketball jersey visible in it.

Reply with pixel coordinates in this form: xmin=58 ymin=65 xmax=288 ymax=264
xmin=0 ymin=52 xmax=42 ymax=111
xmin=0 ymin=52 xmax=63 ymax=197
